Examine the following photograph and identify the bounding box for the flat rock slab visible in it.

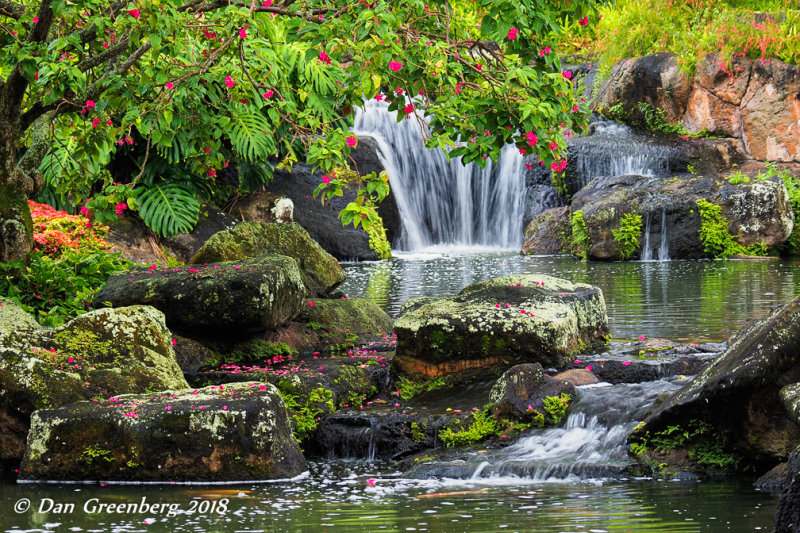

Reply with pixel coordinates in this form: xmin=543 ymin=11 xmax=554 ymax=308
xmin=393 ymin=274 xmax=609 ymax=378
xmin=93 ymin=255 xmax=306 ymax=333
xmin=20 ymin=382 xmax=306 ymax=482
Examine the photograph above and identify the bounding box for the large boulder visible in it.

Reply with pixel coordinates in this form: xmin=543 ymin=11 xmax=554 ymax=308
xmin=19 ymin=382 xmax=306 ymax=482
xmin=189 ymin=222 xmax=345 ymax=296
xmin=264 ymin=137 xmax=402 ymax=260
xmin=0 ymin=304 xmax=188 ymax=465
xmin=393 ymin=274 xmax=609 ymax=379
xmin=521 ymin=206 xmax=571 ymax=256
xmin=569 ymin=173 xmax=793 ymax=260
xmin=268 ymin=297 xmax=394 ymax=353
xmin=630 ymin=293 xmax=800 ymax=471
xmin=489 ymin=363 xmax=576 ymax=421
xmin=93 ymin=256 xmax=307 ymax=333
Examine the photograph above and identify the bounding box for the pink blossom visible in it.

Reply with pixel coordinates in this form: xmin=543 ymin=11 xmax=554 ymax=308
xmin=507 ymin=27 xmax=519 ymax=40
xmin=166 ymin=82 xmax=174 ymax=90
xmin=622 ymin=361 xmax=631 ymax=366
xmin=321 ymin=174 xmax=330 ymax=184
xmin=638 ymin=335 xmax=646 ymax=341
xmin=346 ymin=135 xmax=358 ymax=147
xmin=388 ymin=61 xmax=402 ymax=72
xmin=375 ymin=94 xmax=383 ymax=101
xmin=129 ymin=9 xmax=140 ymax=19
xmin=404 ymin=103 xmax=414 ymax=114
xmin=549 ymin=141 xmax=557 ymax=150
xmin=85 ymin=99 xmax=96 ymax=109
xmin=263 ymin=0 xmax=272 ymax=6
xmin=572 ymin=105 xmax=579 ymax=112
xmin=308 ymin=301 xmax=315 ymax=306
xmin=239 ymin=28 xmax=247 ymax=39
xmin=115 ymin=202 xmax=127 ymax=215
xmin=562 ymin=71 xmax=573 ymax=80
xmin=318 ymin=51 xmax=331 ymax=65
xmin=33 ymin=17 xmax=39 ymax=23
xmin=585 ymin=365 xmax=593 ymax=371
xmin=579 ymin=17 xmax=589 ymax=26
xmin=224 ymin=75 xmax=236 ymax=88
xmin=92 ymin=118 xmax=100 ymax=128
xmin=262 ymin=90 xmax=274 ymax=99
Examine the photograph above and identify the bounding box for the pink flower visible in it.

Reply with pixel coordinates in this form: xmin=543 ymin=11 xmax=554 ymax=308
xmin=225 ymin=75 xmax=236 ymax=88
xmin=319 ymin=51 xmax=331 ymax=65
xmin=507 ymin=27 xmax=519 ymax=40
xmin=259 ymin=384 xmax=266 ymax=390
xmin=32 ymin=17 xmax=39 ymax=23
xmin=562 ymin=71 xmax=573 ymax=80
xmin=85 ymin=99 xmax=95 ymax=109
xmin=321 ymin=174 xmax=330 ymax=184
xmin=572 ymin=105 xmax=579 ymax=112
xmin=308 ymin=301 xmax=315 ymax=306
xmin=585 ymin=365 xmax=593 ymax=371
xmin=239 ymin=28 xmax=247 ymax=39
xmin=129 ymin=9 xmax=140 ymax=19
xmin=166 ymin=82 xmax=174 ymax=90
xmin=579 ymin=17 xmax=589 ymax=26
xmin=404 ymin=103 xmax=414 ymax=114
xmin=388 ymin=61 xmax=402 ymax=72
xmin=622 ymin=361 xmax=631 ymax=366
xmin=165 ymin=405 xmax=172 ymax=410
xmin=346 ymin=135 xmax=358 ymax=148
xmin=367 ymin=478 xmax=376 ymax=486
xmin=526 ymin=131 xmax=538 ymax=146
xmin=638 ymin=335 xmax=646 ymax=341
xmin=375 ymin=94 xmax=383 ymax=101
xmin=549 ymin=141 xmax=557 ymax=150
xmin=262 ymin=90 xmax=274 ymax=99
xmin=263 ymin=0 xmax=272 ymax=6
xmin=115 ymin=202 xmax=127 ymax=215
xmin=92 ymin=118 xmax=100 ymax=128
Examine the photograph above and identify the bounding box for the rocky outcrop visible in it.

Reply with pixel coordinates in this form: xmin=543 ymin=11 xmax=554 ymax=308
xmin=93 ymin=256 xmax=307 ymax=333
xmin=393 ymin=274 xmax=609 ymax=379
xmin=630 ymin=293 xmax=800 ymax=472
xmin=489 ymin=363 xmax=576 ymax=421
xmin=264 ymin=137 xmax=402 ymax=260
xmin=0 ymin=303 xmax=188 ymax=465
xmin=189 ymin=222 xmax=345 ymax=296
xmin=521 ymin=206 xmax=571 ymax=255
xmin=268 ymin=297 xmax=394 ymax=353
xmin=107 ymin=205 xmax=239 ymax=264
xmin=596 ymin=53 xmax=800 ymax=163
xmin=566 ymin=173 xmax=792 ymax=260
xmin=19 ymin=382 xmax=306 ymax=482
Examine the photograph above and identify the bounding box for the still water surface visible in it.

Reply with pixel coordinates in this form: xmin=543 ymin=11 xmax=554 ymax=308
xmin=3 ymin=252 xmax=793 ymax=532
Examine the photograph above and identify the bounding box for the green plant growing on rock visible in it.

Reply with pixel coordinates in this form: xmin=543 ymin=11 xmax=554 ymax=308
xmin=78 ymin=444 xmax=114 ymax=465
xmin=726 ymin=171 xmax=751 ymax=185
xmin=611 ymin=213 xmax=643 ymax=260
xmin=396 ymin=376 xmax=448 ymax=400
xmin=439 ymin=408 xmax=499 ymax=448
xmin=569 ymin=210 xmax=591 ymax=260
xmin=277 ymin=386 xmax=334 ymax=445
xmin=543 ymin=393 xmax=572 ymax=425
xmin=696 ymin=199 xmax=766 ymax=258
xmin=208 ymin=340 xmax=295 ymax=367
xmin=410 ymin=422 xmax=426 ymax=443
xmin=633 ymin=419 xmax=740 ymax=471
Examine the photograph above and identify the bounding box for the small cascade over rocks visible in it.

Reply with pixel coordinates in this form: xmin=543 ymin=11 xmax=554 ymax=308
xmin=565 ymin=118 xmax=681 ymax=196
xmin=641 ymin=208 xmax=670 ymax=261
xmin=407 ymin=379 xmax=682 ymax=481
xmin=354 ymin=101 xmax=536 ymax=251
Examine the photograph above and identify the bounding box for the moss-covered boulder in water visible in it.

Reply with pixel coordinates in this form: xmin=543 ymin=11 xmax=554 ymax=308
xmin=489 ymin=363 xmax=576 ymax=421
xmin=630 ymin=293 xmax=800 ymax=473
xmin=268 ymin=297 xmax=394 ymax=353
xmin=0 ymin=304 xmax=188 ymax=465
xmin=393 ymin=274 xmax=609 ymax=379
xmin=93 ymin=256 xmax=306 ymax=333
xmin=19 ymin=382 xmax=306 ymax=482
xmin=189 ymin=222 xmax=345 ymax=296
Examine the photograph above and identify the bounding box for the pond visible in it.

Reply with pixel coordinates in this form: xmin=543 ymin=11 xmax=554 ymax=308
xmin=3 ymin=252 xmax=793 ymax=532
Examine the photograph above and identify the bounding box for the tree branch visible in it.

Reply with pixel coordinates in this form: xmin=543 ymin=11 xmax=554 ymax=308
xmin=0 ymin=0 xmax=24 ymax=20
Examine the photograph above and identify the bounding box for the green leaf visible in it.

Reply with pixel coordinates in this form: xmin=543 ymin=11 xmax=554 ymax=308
xmin=135 ymin=183 xmax=201 ymax=237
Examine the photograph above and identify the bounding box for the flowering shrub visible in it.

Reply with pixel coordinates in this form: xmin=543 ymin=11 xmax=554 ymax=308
xmin=28 ymin=201 xmax=111 ymax=257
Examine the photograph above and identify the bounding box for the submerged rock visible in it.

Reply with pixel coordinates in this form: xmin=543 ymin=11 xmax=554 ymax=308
xmin=189 ymin=221 xmax=345 ymax=296
xmin=393 ymin=274 xmax=609 ymax=379
xmin=631 ymin=293 xmax=800 ymax=472
xmin=93 ymin=256 xmax=306 ymax=333
xmin=489 ymin=363 xmax=576 ymax=421
xmin=19 ymin=382 xmax=306 ymax=482
xmin=0 ymin=304 xmax=188 ymax=466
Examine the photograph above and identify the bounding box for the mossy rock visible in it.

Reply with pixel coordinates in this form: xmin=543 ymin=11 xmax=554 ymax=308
xmin=93 ymin=255 xmax=306 ymax=333
xmin=0 ymin=297 xmax=39 ymax=343
xmin=489 ymin=363 xmax=576 ymax=421
xmin=19 ymin=381 xmax=306 ymax=482
xmin=269 ymin=298 xmax=393 ymax=353
xmin=189 ymin=222 xmax=345 ymax=296
xmin=0 ymin=305 xmax=188 ymax=464
xmin=393 ymin=274 xmax=609 ymax=379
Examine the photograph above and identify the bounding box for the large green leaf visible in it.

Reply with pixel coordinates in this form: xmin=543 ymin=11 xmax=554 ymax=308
xmin=135 ymin=183 xmax=201 ymax=237
xmin=229 ymin=112 xmax=275 ymax=161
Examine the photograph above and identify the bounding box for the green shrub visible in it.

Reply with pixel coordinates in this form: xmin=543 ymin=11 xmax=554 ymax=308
xmin=277 ymin=386 xmax=335 ymax=444
xmin=696 ymin=199 xmax=766 ymax=258
xmin=611 ymin=213 xmax=643 ymax=260
xmin=439 ymin=408 xmax=498 ymax=447
xmin=569 ymin=210 xmax=591 ymax=260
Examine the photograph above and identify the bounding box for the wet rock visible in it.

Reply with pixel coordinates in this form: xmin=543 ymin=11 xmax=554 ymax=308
xmin=172 ymin=335 xmax=219 ymax=375
xmin=229 ymin=192 xmax=294 ymax=224
xmin=632 ymin=293 xmax=800 ymax=471
xmin=570 ymin=173 xmax=793 ymax=260
xmin=267 ymin=298 xmax=393 ymax=353
xmin=489 ymin=363 xmax=576 ymax=421
xmin=520 ymin=206 xmax=571 ymax=256
xmin=393 ymin=274 xmax=609 ymax=379
xmin=189 ymin=222 xmax=345 ymax=296
xmin=0 ymin=305 xmax=188 ymax=465
xmin=19 ymin=382 xmax=306 ymax=482
xmin=755 ymin=462 xmax=789 ymax=491
xmin=93 ymin=256 xmax=306 ymax=333
xmin=263 ymin=137 xmax=401 ymax=260
xmin=570 ymin=356 xmax=714 ymax=385
xmin=553 ymin=368 xmax=600 ymax=386
xmin=776 ymin=445 xmax=800 ymax=533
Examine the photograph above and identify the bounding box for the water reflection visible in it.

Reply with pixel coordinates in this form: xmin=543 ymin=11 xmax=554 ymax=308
xmin=340 ymin=253 xmax=800 ymax=341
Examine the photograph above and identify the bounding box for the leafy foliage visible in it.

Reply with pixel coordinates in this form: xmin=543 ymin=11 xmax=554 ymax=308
xmin=611 ymin=213 xmax=643 ymax=260
xmin=569 ymin=209 xmax=591 ymax=260
xmin=136 ymin=183 xmax=202 ymax=238
xmin=277 ymin=385 xmax=335 ymax=445
xmin=696 ymin=199 xmax=766 ymax=258
xmin=439 ymin=408 xmax=499 ymax=448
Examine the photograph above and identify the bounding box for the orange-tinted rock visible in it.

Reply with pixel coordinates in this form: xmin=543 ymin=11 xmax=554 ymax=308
xmin=553 ymin=368 xmax=600 ymax=386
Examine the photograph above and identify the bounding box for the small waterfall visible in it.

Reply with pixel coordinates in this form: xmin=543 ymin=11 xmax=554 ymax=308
xmin=641 ymin=208 xmax=670 ymax=261
xmin=353 ymin=101 xmax=528 ymax=251
xmin=567 ymin=119 xmax=680 ymax=194
xmin=658 ymin=208 xmax=670 ymax=260
xmin=642 ymin=213 xmax=652 ymax=261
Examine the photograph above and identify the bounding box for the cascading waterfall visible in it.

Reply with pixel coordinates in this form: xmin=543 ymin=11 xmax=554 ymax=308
xmin=641 ymin=208 xmax=670 ymax=261
xmin=353 ymin=100 xmax=527 ymax=251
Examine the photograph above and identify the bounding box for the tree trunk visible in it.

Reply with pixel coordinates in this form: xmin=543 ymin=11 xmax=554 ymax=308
xmin=0 ymin=132 xmax=32 ymax=263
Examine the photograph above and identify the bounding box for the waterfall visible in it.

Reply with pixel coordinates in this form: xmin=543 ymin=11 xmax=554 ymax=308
xmin=567 ymin=119 xmax=680 ymax=193
xmin=353 ymin=101 xmax=527 ymax=251
xmin=641 ymin=208 xmax=670 ymax=261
